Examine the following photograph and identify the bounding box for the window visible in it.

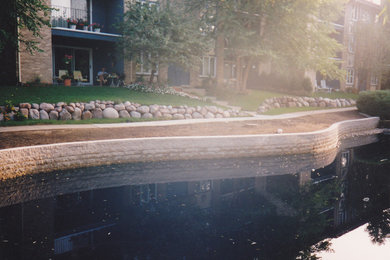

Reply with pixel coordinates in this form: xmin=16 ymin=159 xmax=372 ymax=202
xmin=224 ymin=62 xmax=237 ymax=79
xmin=346 ymin=68 xmax=354 ymax=85
xmin=348 ymin=35 xmax=354 ymax=53
xmin=136 ymin=52 xmax=158 ymax=75
xmin=371 ymin=74 xmax=379 ymax=85
xmin=200 ymin=56 xmax=216 ymax=77
xmin=352 ymin=4 xmax=359 ymax=21
xmin=347 ymin=54 xmax=354 ymax=67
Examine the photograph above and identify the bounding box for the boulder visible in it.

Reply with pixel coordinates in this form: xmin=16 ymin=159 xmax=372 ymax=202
xmin=130 ymin=111 xmax=141 ymax=118
xmin=92 ymin=108 xmax=103 ymax=119
xmin=39 ymin=103 xmax=54 ymax=112
xmin=65 ymin=106 xmax=75 ymax=113
xmin=72 ymin=107 xmax=82 ymax=120
xmin=20 ymin=108 xmax=29 ymax=118
xmin=207 ymin=106 xmax=218 ymax=114
xmin=153 ymin=111 xmax=163 ymax=118
xmin=0 ymin=113 xmax=3 ymax=122
xmin=223 ymin=111 xmax=231 ymax=118
xmin=55 ymin=107 xmax=62 ymax=113
xmin=49 ymin=110 xmax=59 ymax=120
xmin=84 ymin=103 xmax=95 ymax=110
xmin=205 ymin=112 xmax=215 ymax=119
xmin=216 ymin=113 xmax=223 ymax=118
xmin=124 ymin=101 xmax=131 ymax=107
xmin=162 ymin=113 xmax=173 ymax=119
xmin=184 ymin=114 xmax=192 ymax=119
xmin=119 ymin=110 xmax=131 ymax=118
xmin=39 ymin=110 xmax=49 ymax=120
xmin=29 ymin=109 xmax=40 ymax=120
xmin=114 ymin=103 xmax=125 ymax=111
xmin=56 ymin=102 xmax=65 ymax=107
xmin=32 ymin=103 xmax=39 ymax=110
xmin=19 ymin=103 xmax=31 ymax=109
xmin=103 ymin=108 xmax=119 ymax=119
xmin=192 ymin=112 xmax=203 ymax=119
xmin=149 ymin=105 xmax=160 ymax=114
xmin=137 ymin=105 xmax=150 ymax=114
xmin=59 ymin=110 xmax=72 ymax=120
xmin=173 ymin=113 xmax=185 ymax=120
xmin=126 ymin=105 xmax=136 ymax=112
xmin=142 ymin=112 xmax=153 ymax=119
xmin=82 ymin=111 xmax=93 ymax=120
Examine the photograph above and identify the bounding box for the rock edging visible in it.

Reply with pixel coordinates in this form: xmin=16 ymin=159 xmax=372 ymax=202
xmin=0 ymin=117 xmax=380 ymax=180
xmin=258 ymin=96 xmax=356 ymax=114
xmin=0 ymin=101 xmax=246 ymax=122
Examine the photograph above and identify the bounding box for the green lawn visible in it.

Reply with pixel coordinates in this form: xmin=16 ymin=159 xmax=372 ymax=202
xmin=221 ymin=89 xmax=358 ymax=111
xmin=0 ymin=85 xmax=212 ymax=107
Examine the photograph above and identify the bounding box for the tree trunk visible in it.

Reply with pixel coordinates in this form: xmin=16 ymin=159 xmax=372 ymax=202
xmin=215 ymin=32 xmax=225 ymax=88
xmin=241 ymin=57 xmax=253 ymax=92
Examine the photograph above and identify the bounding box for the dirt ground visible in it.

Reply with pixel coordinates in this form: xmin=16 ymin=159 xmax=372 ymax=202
xmin=0 ymin=111 xmax=365 ymax=149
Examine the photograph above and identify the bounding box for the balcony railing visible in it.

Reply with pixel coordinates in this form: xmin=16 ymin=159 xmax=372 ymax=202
xmin=51 ymin=5 xmax=88 ymax=28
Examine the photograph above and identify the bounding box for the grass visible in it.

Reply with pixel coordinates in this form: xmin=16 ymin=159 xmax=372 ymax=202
xmin=311 ymin=91 xmax=359 ymax=100
xmin=0 ymin=85 xmax=213 ymax=107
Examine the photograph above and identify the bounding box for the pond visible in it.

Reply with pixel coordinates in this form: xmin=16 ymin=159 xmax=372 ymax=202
xmin=0 ymin=134 xmax=389 ymax=259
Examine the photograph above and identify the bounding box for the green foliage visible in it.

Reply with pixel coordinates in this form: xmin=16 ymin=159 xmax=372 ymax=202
xmin=119 ymin=2 xmax=210 ymax=83
xmin=356 ymin=90 xmax=390 ymax=120
xmin=302 ymin=77 xmax=313 ymax=94
xmin=186 ymin=0 xmax=346 ymax=85
xmin=0 ymin=0 xmax=53 ymax=54
xmin=1 ymin=100 xmax=26 ymax=122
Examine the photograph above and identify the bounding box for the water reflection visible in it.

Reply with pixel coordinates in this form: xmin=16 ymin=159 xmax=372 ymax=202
xmin=0 ymin=135 xmax=388 ymax=259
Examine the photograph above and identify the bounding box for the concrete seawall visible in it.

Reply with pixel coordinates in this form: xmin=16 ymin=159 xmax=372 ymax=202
xmin=0 ymin=117 xmax=381 ymax=180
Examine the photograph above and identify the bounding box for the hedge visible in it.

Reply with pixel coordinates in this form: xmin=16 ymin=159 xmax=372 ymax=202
xmin=356 ymin=90 xmax=390 ymax=120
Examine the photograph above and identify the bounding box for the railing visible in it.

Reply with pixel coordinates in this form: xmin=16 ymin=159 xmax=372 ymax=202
xmin=51 ymin=5 xmax=88 ymax=28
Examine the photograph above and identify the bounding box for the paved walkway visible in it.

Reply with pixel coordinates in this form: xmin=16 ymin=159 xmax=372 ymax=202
xmin=0 ymin=107 xmax=359 ymax=133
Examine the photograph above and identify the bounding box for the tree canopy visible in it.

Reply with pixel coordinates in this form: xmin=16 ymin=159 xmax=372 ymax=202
xmin=119 ymin=1 xmax=210 ymax=83
xmin=185 ymin=0 xmax=346 ymax=90
xmin=0 ymin=0 xmax=52 ymax=54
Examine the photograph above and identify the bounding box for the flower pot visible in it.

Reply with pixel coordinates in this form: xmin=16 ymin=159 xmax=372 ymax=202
xmin=70 ymin=24 xmax=76 ymax=30
xmin=64 ymin=79 xmax=71 ymax=86
xmin=83 ymin=26 xmax=88 ymax=30
xmin=94 ymin=28 xmax=101 ymax=32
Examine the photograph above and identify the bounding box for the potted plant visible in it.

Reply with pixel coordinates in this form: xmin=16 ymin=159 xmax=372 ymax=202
xmin=64 ymin=54 xmax=72 ymax=65
xmin=77 ymin=19 xmax=89 ymax=30
xmin=67 ymin=18 xmax=77 ymax=29
xmin=61 ymin=72 xmax=73 ymax=86
xmin=89 ymin=23 xmax=103 ymax=32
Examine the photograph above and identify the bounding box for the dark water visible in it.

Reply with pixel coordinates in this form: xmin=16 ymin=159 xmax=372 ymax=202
xmin=0 ymin=135 xmax=389 ymax=260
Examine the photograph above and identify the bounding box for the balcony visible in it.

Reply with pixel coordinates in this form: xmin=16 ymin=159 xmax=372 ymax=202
xmin=51 ymin=5 xmax=88 ymax=28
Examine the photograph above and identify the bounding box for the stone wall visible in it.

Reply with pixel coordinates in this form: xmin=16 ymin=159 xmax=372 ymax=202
xmin=0 ymin=117 xmax=380 ymax=179
xmin=19 ymin=0 xmax=53 ymax=84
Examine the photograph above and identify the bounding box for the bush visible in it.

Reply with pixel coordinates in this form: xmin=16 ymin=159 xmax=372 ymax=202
xmin=356 ymin=90 xmax=390 ymax=120
xmin=302 ymin=77 xmax=313 ymax=93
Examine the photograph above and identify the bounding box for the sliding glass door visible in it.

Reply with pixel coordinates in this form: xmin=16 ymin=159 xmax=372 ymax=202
xmin=53 ymin=46 xmax=92 ymax=85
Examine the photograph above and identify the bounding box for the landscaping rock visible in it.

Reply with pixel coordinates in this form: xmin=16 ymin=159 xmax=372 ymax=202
xmin=162 ymin=113 xmax=173 ymax=119
xmin=223 ymin=111 xmax=231 ymax=118
xmin=59 ymin=110 xmax=72 ymax=120
xmin=205 ymin=112 xmax=215 ymax=119
xmin=153 ymin=111 xmax=162 ymax=118
xmin=142 ymin=112 xmax=153 ymax=119
xmin=56 ymin=102 xmax=65 ymax=107
xmin=49 ymin=111 xmax=59 ymax=120
xmin=184 ymin=114 xmax=192 ymax=119
xmin=29 ymin=109 xmax=40 ymax=120
xmin=20 ymin=108 xmax=29 ymax=118
xmin=82 ymin=111 xmax=93 ymax=120
xmin=72 ymin=107 xmax=82 ymax=120
xmin=126 ymin=105 xmax=136 ymax=112
xmin=137 ymin=105 xmax=150 ymax=114
xmin=92 ymin=108 xmax=103 ymax=119
xmin=114 ymin=103 xmax=125 ymax=111
xmin=0 ymin=113 xmax=3 ymax=122
xmin=19 ymin=103 xmax=31 ymax=109
xmin=39 ymin=110 xmax=49 ymax=120
xmin=130 ymin=111 xmax=141 ymax=118
xmin=173 ymin=113 xmax=185 ymax=120
xmin=103 ymin=108 xmax=119 ymax=119
xmin=65 ymin=106 xmax=75 ymax=113
xmin=119 ymin=110 xmax=131 ymax=118
xmin=32 ymin=103 xmax=39 ymax=110
xmin=84 ymin=103 xmax=95 ymax=110
xmin=40 ymin=103 xmax=54 ymax=112
xmin=149 ymin=105 xmax=159 ymax=114
xmin=55 ymin=107 xmax=62 ymax=113
xmin=192 ymin=112 xmax=203 ymax=119
xmin=124 ymin=101 xmax=131 ymax=107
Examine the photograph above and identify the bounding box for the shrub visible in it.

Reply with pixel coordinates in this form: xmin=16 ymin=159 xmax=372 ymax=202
xmin=302 ymin=77 xmax=313 ymax=93
xmin=356 ymin=90 xmax=390 ymax=120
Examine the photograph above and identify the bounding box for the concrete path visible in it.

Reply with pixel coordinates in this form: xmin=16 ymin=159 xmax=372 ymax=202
xmin=0 ymin=107 xmax=359 ymax=133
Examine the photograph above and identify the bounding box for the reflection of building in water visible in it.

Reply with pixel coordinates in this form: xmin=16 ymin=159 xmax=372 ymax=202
xmin=0 ymin=138 xmax=388 ymax=259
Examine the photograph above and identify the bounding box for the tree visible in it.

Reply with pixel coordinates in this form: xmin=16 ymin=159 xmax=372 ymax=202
xmin=0 ymin=0 xmax=52 ymax=54
xmin=119 ymin=1 xmax=210 ymax=84
xmin=185 ymin=0 xmax=346 ymax=91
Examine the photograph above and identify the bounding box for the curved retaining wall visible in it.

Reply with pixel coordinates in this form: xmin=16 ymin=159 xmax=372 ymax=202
xmin=0 ymin=117 xmax=380 ymax=180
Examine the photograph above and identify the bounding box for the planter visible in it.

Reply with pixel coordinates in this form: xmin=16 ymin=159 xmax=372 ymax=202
xmin=94 ymin=28 xmax=101 ymax=32
xmin=64 ymin=79 xmax=71 ymax=86
xmin=83 ymin=26 xmax=88 ymax=31
xmin=69 ymin=24 xmax=76 ymax=30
